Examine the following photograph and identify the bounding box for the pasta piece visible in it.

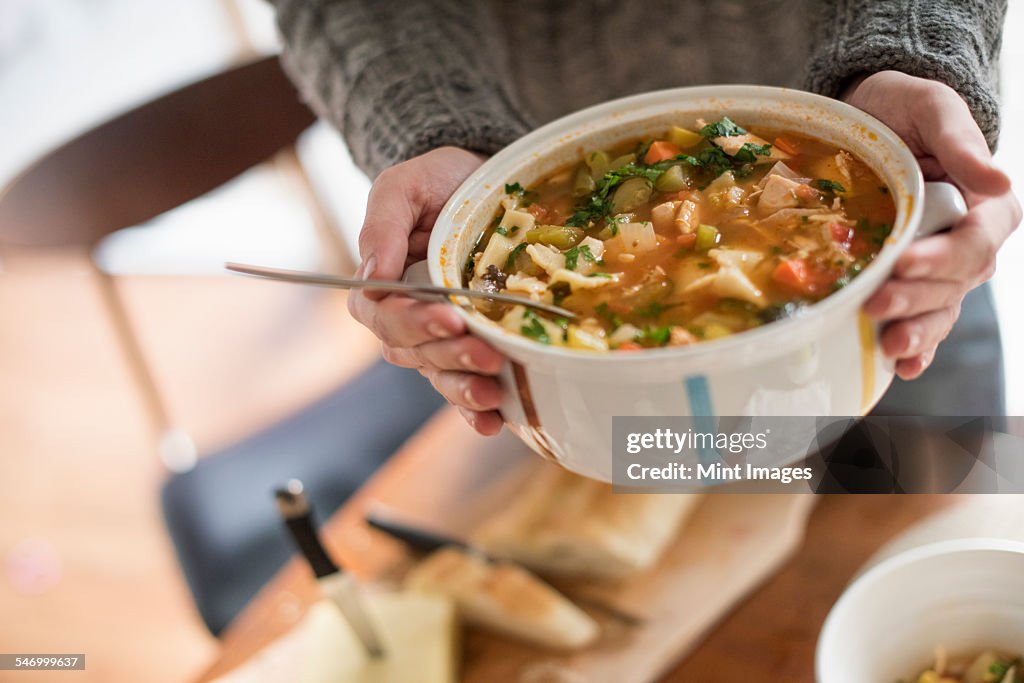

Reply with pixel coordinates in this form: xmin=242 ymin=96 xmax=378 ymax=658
xmin=609 ymin=324 xmax=640 ymax=346
xmin=475 ymin=232 xmax=517 ymax=277
xmin=608 ymin=221 xmax=658 ymax=254
xmin=505 ymin=274 xmax=548 ymax=299
xmin=566 ymin=325 xmax=609 ymax=351
xmin=703 ymin=172 xmax=746 ymax=209
xmin=499 ymin=306 xmax=565 ymax=345
xmin=709 ymin=130 xmax=790 ymax=163
xmin=685 ymin=263 xmax=766 ymax=308
xmin=499 ymin=208 xmax=536 ymax=243
xmin=526 ymin=244 xmax=566 ymax=276
xmin=757 ymin=175 xmax=805 ymax=215
xmin=550 ymin=269 xmax=619 ymax=291
xmin=708 ymin=248 xmax=764 ymax=271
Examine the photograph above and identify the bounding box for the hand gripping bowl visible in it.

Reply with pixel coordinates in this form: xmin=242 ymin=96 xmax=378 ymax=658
xmin=426 ymin=86 xmax=967 ymax=482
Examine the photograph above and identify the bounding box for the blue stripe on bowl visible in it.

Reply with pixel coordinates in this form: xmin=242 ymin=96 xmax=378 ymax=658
xmin=685 ymin=375 xmax=722 ymax=467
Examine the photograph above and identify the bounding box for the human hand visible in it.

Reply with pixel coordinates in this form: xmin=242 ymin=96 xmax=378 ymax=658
xmin=844 ymin=70 xmax=1020 ymax=379
xmin=348 ymin=147 xmax=507 ymax=435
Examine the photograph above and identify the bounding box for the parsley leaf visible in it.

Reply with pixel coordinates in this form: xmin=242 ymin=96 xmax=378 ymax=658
xmin=638 ymin=325 xmax=672 ymax=346
xmin=504 ymin=181 xmax=538 ymax=205
xmin=634 ymin=301 xmax=681 ymax=318
xmin=732 ymin=142 xmax=773 ymax=163
xmin=813 ymin=179 xmax=847 ymax=194
xmin=564 ymin=244 xmax=596 ymax=270
xmin=699 ymin=117 xmax=746 ymax=138
xmin=550 ymin=281 xmax=571 ymax=306
xmin=595 ymin=302 xmax=623 ymax=329
xmin=504 ymin=243 xmax=527 ymax=270
xmin=520 ymin=310 xmax=551 ymax=344
xmin=494 ymin=226 xmax=508 ymax=236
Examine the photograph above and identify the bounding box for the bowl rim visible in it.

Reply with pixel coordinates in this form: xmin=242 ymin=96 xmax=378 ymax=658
xmin=815 ymin=537 xmax=1024 ymax=679
xmin=428 ymin=84 xmax=925 ymax=363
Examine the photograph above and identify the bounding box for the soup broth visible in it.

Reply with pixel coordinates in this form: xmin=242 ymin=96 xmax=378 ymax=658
xmin=464 ymin=118 xmax=896 ymax=351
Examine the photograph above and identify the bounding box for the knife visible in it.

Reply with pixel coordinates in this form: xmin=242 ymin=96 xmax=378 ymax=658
xmin=275 ymin=480 xmax=386 ymax=658
xmin=365 ymin=509 xmax=646 ymax=627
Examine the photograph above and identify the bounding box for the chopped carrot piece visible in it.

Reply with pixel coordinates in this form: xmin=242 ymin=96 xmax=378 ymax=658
xmin=606 ymin=301 xmax=631 ymax=315
xmin=644 ymin=140 xmax=682 ymax=164
xmin=772 ymin=258 xmax=838 ymax=296
xmin=676 ymin=233 xmax=697 ymax=248
xmin=773 ymin=136 xmax=800 ymax=156
xmin=616 ymin=342 xmax=643 ymax=351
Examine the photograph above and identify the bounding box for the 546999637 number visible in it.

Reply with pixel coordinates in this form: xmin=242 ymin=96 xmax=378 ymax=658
xmin=0 ymin=654 xmax=85 ymax=670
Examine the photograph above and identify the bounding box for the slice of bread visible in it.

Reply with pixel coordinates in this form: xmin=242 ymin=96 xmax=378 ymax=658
xmin=405 ymin=547 xmax=599 ymax=650
xmin=474 ymin=467 xmax=701 ymax=579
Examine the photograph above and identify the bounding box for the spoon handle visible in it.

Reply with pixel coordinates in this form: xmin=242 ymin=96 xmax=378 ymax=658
xmin=224 ymin=262 xmax=577 ymax=319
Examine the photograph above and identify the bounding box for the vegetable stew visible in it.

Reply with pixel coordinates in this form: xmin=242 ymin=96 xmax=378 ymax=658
xmin=906 ymin=648 xmax=1022 ymax=683
xmin=464 ymin=117 xmax=896 ymax=351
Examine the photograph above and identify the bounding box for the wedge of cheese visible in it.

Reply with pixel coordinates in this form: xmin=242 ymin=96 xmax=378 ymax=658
xmin=405 ymin=547 xmax=599 ymax=650
xmin=474 ymin=467 xmax=701 ymax=579
xmin=212 ymin=591 xmax=457 ymax=683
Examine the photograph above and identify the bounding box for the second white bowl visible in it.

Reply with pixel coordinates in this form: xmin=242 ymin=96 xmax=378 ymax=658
xmin=816 ymin=538 xmax=1024 ymax=682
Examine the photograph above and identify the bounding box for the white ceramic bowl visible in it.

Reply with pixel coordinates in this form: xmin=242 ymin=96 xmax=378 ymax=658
xmin=427 ymin=86 xmax=966 ymax=481
xmin=816 ymin=538 xmax=1024 ymax=682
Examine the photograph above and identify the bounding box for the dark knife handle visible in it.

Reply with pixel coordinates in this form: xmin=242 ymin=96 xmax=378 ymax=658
xmin=366 ymin=512 xmax=474 ymax=556
xmin=275 ymin=483 xmax=338 ymax=579
xmin=283 ymin=516 xmax=338 ymax=578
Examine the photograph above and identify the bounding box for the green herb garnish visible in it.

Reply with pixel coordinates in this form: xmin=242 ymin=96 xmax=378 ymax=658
xmin=813 ymin=179 xmax=847 ymax=194
xmin=638 ymin=325 xmax=672 ymax=346
xmin=564 ymin=244 xmax=596 ymax=270
xmin=550 ymin=282 xmax=571 ymax=306
xmin=595 ymin=302 xmax=623 ymax=329
xmin=520 ymin=310 xmax=550 ymax=344
xmin=699 ymin=117 xmax=746 ymax=138
xmin=504 ymin=243 xmax=527 ymax=270
xmin=732 ymin=142 xmax=772 ymax=163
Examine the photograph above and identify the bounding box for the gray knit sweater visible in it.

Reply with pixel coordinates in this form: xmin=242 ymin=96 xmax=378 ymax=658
xmin=271 ymin=0 xmax=1006 ymax=178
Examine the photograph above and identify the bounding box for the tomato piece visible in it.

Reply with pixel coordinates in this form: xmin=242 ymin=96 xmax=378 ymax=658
xmin=772 ymin=258 xmax=838 ymax=297
xmin=526 ymin=204 xmax=549 ymax=221
xmin=644 ymin=140 xmax=682 ymax=164
xmin=606 ymin=300 xmax=631 ymax=315
xmin=830 ymin=221 xmax=854 ymax=245
xmin=616 ymin=342 xmax=643 ymax=351
xmin=676 ymin=233 xmax=697 ymax=248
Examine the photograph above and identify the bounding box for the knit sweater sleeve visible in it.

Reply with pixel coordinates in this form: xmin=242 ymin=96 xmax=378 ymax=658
xmin=270 ymin=0 xmax=532 ymax=177
xmin=803 ymin=0 xmax=1007 ymax=149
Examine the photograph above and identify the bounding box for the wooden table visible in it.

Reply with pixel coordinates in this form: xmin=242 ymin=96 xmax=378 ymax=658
xmin=195 ymin=409 xmax=960 ymax=683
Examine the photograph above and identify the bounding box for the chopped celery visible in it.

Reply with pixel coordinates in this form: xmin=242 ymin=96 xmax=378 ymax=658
xmin=526 ymin=225 xmax=585 ymax=249
xmin=586 ymin=150 xmax=611 ymax=180
xmin=611 ymin=177 xmax=653 ymax=214
xmin=696 ymin=224 xmax=721 ymax=250
xmin=572 ymin=164 xmax=596 ymax=196
xmin=668 ymin=126 xmax=703 ymax=149
xmin=654 ymin=165 xmax=688 ymax=192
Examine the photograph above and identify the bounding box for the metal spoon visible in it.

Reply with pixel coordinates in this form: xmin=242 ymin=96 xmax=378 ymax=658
xmin=225 ymin=262 xmax=577 ymax=319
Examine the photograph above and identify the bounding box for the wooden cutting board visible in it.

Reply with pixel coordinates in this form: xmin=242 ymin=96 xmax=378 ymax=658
xmin=199 ymin=410 xmax=817 ymax=683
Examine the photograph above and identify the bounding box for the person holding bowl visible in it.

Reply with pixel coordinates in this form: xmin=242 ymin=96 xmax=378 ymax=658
xmin=270 ymin=0 xmax=1020 ymax=434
